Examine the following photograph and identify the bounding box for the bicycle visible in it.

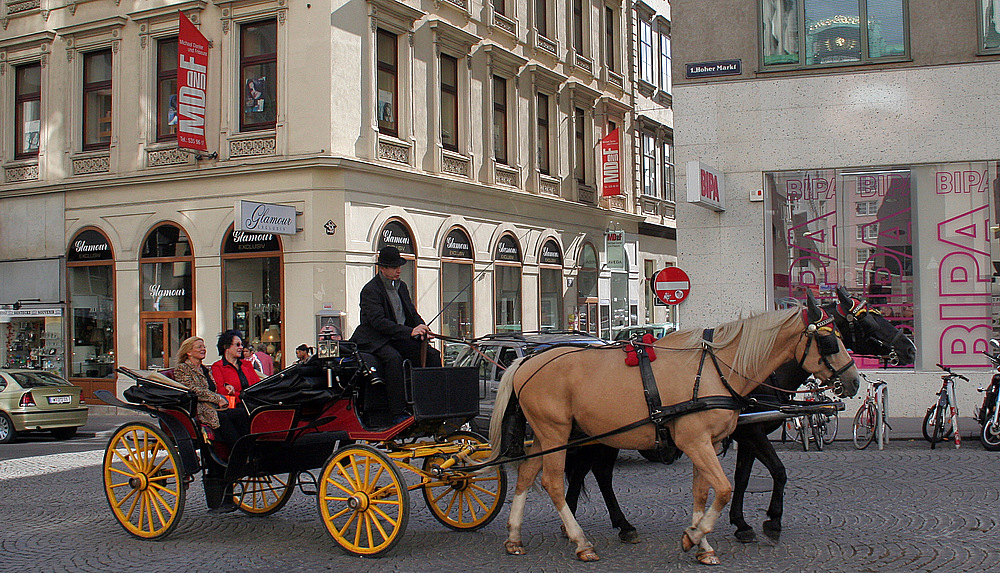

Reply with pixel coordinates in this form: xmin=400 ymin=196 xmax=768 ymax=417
xmin=921 ymin=364 xmax=967 ymax=449
xmin=853 ymin=373 xmax=890 ymax=450
xmin=782 ymin=379 xmax=839 ymax=451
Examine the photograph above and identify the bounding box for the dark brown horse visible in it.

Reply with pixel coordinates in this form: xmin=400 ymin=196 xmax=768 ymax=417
xmin=487 ymin=297 xmax=860 ymax=564
xmin=564 ymin=287 xmax=916 ymax=544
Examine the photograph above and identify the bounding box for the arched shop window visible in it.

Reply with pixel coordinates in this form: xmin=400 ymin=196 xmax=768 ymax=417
xmin=377 ymin=219 xmax=416 ymax=290
xmin=494 ymin=233 xmax=522 ymax=332
xmin=577 ymin=243 xmax=599 ymax=336
xmin=139 ymin=223 xmax=194 ymax=369
xmin=441 ymin=227 xmax=474 ymax=360
xmin=538 ymin=239 xmax=564 ymax=330
xmin=67 ymin=228 xmax=116 ymax=399
xmin=222 ymin=226 xmax=283 ymax=368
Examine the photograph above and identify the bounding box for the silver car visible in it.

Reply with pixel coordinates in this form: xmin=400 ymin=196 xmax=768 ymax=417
xmin=0 ymin=369 xmax=88 ymax=443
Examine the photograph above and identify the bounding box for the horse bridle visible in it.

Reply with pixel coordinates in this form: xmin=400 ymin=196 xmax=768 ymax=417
xmin=798 ymin=309 xmax=855 ymax=396
xmin=835 ymin=297 xmax=909 ymax=367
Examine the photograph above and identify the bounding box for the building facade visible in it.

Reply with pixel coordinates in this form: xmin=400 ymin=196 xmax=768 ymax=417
xmin=0 ymin=0 xmax=675 ymax=400
xmin=672 ymin=1 xmax=1000 ymax=414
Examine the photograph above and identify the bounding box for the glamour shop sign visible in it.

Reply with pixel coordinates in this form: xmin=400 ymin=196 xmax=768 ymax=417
xmin=235 ymin=200 xmax=297 ymax=235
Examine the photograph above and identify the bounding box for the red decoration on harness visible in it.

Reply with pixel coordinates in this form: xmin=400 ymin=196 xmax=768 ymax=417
xmin=624 ymin=334 xmax=657 ymax=367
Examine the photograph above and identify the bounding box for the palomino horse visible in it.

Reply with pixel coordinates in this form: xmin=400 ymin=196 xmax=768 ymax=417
xmin=564 ymin=286 xmax=916 ymax=545
xmin=487 ymin=298 xmax=860 ymax=565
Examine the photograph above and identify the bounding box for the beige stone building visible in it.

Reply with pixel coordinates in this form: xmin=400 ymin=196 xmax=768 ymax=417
xmin=0 ymin=0 xmax=675 ymax=400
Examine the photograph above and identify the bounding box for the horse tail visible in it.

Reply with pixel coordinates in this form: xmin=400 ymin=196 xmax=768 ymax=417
xmin=484 ymin=356 xmax=527 ymax=464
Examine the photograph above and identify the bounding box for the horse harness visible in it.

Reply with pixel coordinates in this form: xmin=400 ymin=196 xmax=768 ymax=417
xmin=835 ymin=296 xmax=908 ymax=366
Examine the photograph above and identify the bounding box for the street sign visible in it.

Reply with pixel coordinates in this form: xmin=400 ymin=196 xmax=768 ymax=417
xmin=653 ymin=267 xmax=690 ymax=305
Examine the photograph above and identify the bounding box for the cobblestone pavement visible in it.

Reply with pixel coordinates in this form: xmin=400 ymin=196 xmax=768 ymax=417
xmin=2 ymin=433 xmax=999 ymax=573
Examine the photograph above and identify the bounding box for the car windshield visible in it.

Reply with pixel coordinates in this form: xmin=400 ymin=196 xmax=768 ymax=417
xmin=10 ymin=371 xmax=73 ymax=388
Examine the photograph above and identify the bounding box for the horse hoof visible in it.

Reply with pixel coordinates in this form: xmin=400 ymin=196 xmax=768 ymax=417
xmin=576 ymin=547 xmax=600 ymax=562
xmin=619 ymin=528 xmax=641 ymax=544
xmin=696 ymin=550 xmax=721 ymax=565
xmin=505 ymin=541 xmax=526 ymax=555
xmin=681 ymin=530 xmax=696 ymax=552
xmin=762 ymin=520 xmax=782 ymax=541
xmin=734 ymin=528 xmax=756 ymax=543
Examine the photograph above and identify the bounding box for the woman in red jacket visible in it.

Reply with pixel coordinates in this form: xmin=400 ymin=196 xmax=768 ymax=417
xmin=211 ymin=330 xmax=261 ymax=406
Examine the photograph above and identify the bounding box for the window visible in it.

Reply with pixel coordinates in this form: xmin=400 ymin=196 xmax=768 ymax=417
xmin=662 ymin=140 xmax=675 ymax=202
xmin=376 ymin=28 xmax=398 ymax=137
xmin=537 ymin=93 xmax=550 ymax=175
xmin=639 ymin=18 xmax=654 ymax=84
xmin=14 ymin=63 xmax=41 ymax=158
xmin=441 ymin=54 xmax=458 ymax=152
xmin=494 ymin=0 xmax=506 ymax=16
xmin=605 ymin=7 xmax=616 ymax=72
xmin=156 ymin=39 xmax=178 ymax=141
xmin=222 ymin=227 xmax=283 ymax=369
xmin=575 ymin=108 xmax=586 ymax=182
xmin=536 ymin=0 xmax=548 ymax=38
xmin=139 ymin=224 xmax=194 ymax=369
xmin=856 ymin=200 xmax=878 ymax=215
xmin=493 ymin=76 xmax=508 ymax=165
xmin=239 ymin=19 xmax=277 ymax=131
xmin=441 ymin=228 xmax=474 ymax=347
xmin=539 ymin=239 xmax=563 ymax=330
xmin=494 ymin=235 xmax=522 ymax=332
xmin=983 ymin=0 xmax=1000 ymax=51
xmin=856 ymin=223 xmax=878 ymax=240
xmin=856 ymin=247 xmax=877 ymax=265
xmin=573 ymin=0 xmax=584 ymax=53
xmin=68 ymin=228 xmax=116 ymax=388
xmin=83 ymin=50 xmax=113 ymax=150
xmin=659 ymin=32 xmax=672 ymax=94
xmin=641 ymin=131 xmax=656 ymax=196
xmin=761 ymin=0 xmax=908 ymax=67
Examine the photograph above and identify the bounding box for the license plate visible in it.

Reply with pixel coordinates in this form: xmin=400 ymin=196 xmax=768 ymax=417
xmin=48 ymin=395 xmax=71 ymax=405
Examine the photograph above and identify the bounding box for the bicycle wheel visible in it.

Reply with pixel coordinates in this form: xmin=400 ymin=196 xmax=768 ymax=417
xmin=853 ymin=403 xmax=875 ymax=450
xmin=810 ymin=416 xmax=824 ymax=451
xmin=930 ymin=400 xmax=949 ymax=449
xmin=981 ymin=417 xmax=1000 ymax=451
xmin=784 ymin=418 xmax=803 ymax=444
xmin=821 ymin=411 xmax=838 ymax=445
xmin=922 ymin=402 xmax=954 ymax=443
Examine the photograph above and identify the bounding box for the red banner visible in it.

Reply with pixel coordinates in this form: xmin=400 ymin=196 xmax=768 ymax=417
xmin=177 ymin=12 xmax=208 ymax=152
xmin=601 ymin=128 xmax=621 ymax=196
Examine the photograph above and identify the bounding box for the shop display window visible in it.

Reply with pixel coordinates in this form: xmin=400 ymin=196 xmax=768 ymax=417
xmin=441 ymin=227 xmax=474 ymax=360
xmin=69 ymin=265 xmax=115 ymax=378
xmin=223 ymin=227 xmax=282 ymax=369
xmin=494 ymin=234 xmax=522 ymax=332
xmin=539 ymin=239 xmax=563 ymax=330
xmin=3 ymin=316 xmax=64 ymax=371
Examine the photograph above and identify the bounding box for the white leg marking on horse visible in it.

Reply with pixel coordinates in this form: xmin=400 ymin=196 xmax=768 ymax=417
xmin=558 ymin=505 xmax=590 ymax=549
xmin=508 ymin=491 xmax=527 ymax=541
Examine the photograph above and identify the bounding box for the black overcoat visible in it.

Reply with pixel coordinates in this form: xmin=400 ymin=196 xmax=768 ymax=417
xmin=350 ymin=274 xmax=426 ymax=353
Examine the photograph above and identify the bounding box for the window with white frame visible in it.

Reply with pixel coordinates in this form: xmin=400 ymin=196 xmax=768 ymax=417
xmin=661 ymin=139 xmax=675 ymax=202
xmin=14 ymin=62 xmax=41 ymax=159
xmin=641 ymin=131 xmax=656 ymax=196
xmin=761 ymin=0 xmax=908 ymax=67
xmin=376 ymin=28 xmax=399 ymax=138
xmin=239 ymin=19 xmax=277 ymax=132
xmin=83 ymin=50 xmax=113 ymax=150
xmin=495 ymin=0 xmax=507 ymax=17
xmin=536 ymin=0 xmax=549 ymax=38
xmin=573 ymin=0 xmax=584 ymax=53
xmin=855 ymin=200 xmax=878 ymax=216
xmin=659 ymin=31 xmax=671 ymax=95
xmin=857 ymin=223 xmax=879 ymax=240
xmin=983 ymin=0 xmax=1000 ymax=52
xmin=639 ymin=17 xmax=654 ymax=84
xmin=856 ymin=247 xmax=877 ymax=265
xmin=574 ymin=108 xmax=586 ymax=183
xmin=440 ymin=53 xmax=459 ymax=152
xmin=537 ymin=92 xmax=550 ymax=175
xmin=605 ymin=6 xmax=616 ymax=72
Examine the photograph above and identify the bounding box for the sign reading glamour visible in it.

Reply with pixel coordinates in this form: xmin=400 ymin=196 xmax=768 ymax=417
xmin=177 ymin=12 xmax=209 ymax=152
xmin=235 ymin=200 xmax=297 ymax=235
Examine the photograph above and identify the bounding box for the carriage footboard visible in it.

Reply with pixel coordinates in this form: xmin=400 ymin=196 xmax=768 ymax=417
xmin=404 ymin=365 xmax=479 ymax=421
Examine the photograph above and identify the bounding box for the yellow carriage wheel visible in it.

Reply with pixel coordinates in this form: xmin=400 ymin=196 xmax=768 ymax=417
xmin=103 ymin=422 xmax=186 ymax=539
xmin=317 ymin=444 xmax=410 ymax=557
xmin=421 ymin=430 xmax=507 ymax=531
xmin=234 ymin=472 xmax=295 ymax=516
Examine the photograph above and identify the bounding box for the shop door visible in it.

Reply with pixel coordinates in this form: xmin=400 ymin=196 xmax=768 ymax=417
xmin=140 ymin=316 xmax=192 ymax=370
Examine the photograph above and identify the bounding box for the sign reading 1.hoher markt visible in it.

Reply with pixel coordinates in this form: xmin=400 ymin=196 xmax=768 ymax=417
xmin=177 ymin=12 xmax=209 ymax=152
xmin=685 ymin=59 xmax=742 ymax=79
xmin=235 ymin=200 xmax=297 ymax=235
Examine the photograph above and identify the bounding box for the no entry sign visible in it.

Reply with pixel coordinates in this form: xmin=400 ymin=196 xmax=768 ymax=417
xmin=653 ymin=267 xmax=691 ymax=305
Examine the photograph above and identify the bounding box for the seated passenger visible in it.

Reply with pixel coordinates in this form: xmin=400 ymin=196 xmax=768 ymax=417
xmin=294 ymin=343 xmax=313 ymax=365
xmin=211 ymin=330 xmax=261 ymax=407
xmin=350 ymin=246 xmax=441 ymax=423
xmin=172 ymin=336 xmax=241 ymax=448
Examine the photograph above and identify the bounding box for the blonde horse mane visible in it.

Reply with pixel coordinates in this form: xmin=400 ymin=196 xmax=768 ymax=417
xmin=680 ymin=305 xmax=803 ymax=380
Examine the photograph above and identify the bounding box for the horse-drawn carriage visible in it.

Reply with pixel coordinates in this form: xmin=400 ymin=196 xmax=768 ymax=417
xmin=96 ymin=341 xmax=507 ymax=557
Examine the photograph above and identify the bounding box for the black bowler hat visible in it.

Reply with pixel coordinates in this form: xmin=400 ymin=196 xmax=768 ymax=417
xmin=377 ymin=246 xmax=407 ymax=267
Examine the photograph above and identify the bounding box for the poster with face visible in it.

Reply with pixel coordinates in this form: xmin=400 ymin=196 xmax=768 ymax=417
xmin=378 ymin=89 xmax=394 ymax=123
xmin=245 ymin=78 xmax=266 ymax=113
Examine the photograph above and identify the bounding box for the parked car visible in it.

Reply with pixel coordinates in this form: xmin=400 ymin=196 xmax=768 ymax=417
xmin=0 ymin=369 xmax=88 ymax=443
xmin=611 ymin=323 xmax=677 ymax=342
xmin=449 ymin=331 xmax=607 ymax=433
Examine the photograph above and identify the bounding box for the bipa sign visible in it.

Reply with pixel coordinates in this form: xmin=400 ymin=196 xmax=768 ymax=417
xmin=177 ymin=12 xmax=209 ymax=152
xmin=686 ymin=161 xmax=726 ymax=212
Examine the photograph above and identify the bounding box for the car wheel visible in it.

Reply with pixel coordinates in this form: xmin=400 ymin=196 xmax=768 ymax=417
xmin=52 ymin=427 xmax=78 ymax=440
xmin=0 ymin=412 xmax=17 ymax=444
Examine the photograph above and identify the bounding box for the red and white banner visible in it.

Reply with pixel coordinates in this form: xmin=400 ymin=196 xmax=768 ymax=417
xmin=601 ymin=128 xmax=621 ymax=197
xmin=177 ymin=12 xmax=209 ymax=152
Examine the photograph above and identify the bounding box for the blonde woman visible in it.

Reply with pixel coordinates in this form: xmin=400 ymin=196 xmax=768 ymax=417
xmin=173 ymin=336 xmax=240 ymax=446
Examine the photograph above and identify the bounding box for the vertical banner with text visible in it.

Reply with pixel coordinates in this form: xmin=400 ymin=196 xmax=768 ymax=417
xmin=601 ymin=128 xmax=621 ymax=197
xmin=177 ymin=12 xmax=209 ymax=152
